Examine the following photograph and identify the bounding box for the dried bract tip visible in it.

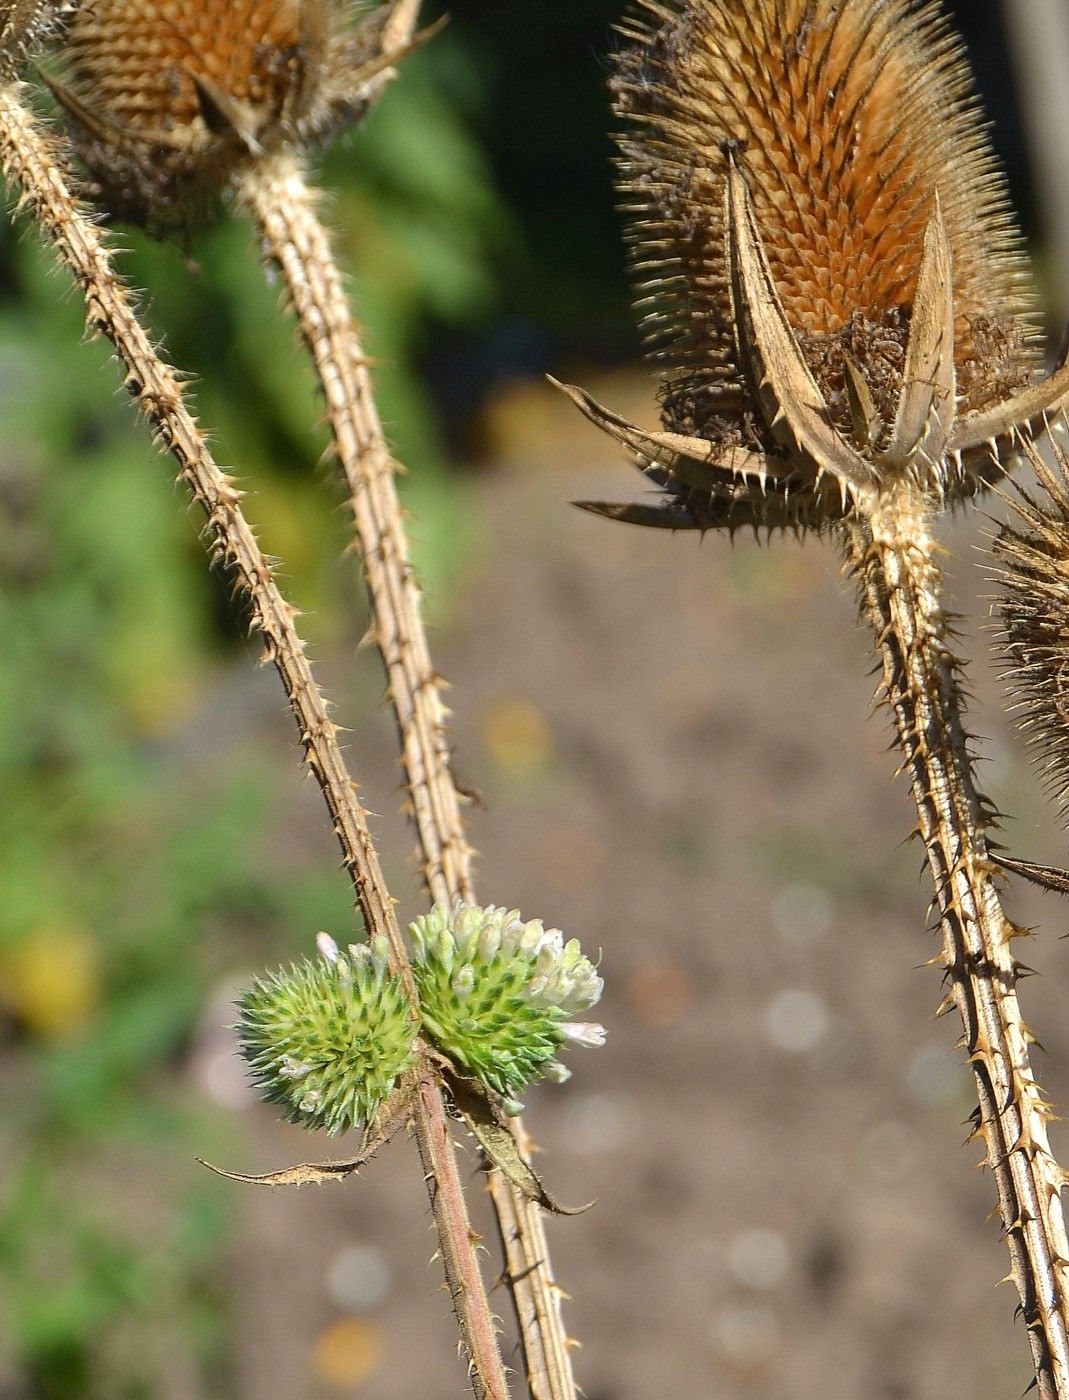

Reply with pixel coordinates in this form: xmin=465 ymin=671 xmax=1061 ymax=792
xmin=48 ymin=0 xmax=416 ymax=230
xmin=0 ymin=0 xmax=75 ymax=76
xmin=993 ymin=416 xmax=1069 ymax=821
xmin=566 ymin=0 xmax=1069 ymax=531
xmin=409 ymin=901 xmax=605 ymax=1106
xmin=237 ymin=933 xmax=418 ymax=1137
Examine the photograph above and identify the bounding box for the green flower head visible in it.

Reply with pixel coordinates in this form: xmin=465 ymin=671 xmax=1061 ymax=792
xmin=409 ymin=902 xmax=605 ymax=1109
xmin=237 ymin=933 xmax=417 ymax=1137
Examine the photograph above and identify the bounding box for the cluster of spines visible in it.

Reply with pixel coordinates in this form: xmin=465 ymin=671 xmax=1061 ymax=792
xmin=237 ymin=907 xmax=606 ymax=1131
xmin=410 ymin=902 xmax=605 ymax=1110
xmin=611 ymin=0 xmax=1039 ymax=438
xmin=237 ymin=933 xmax=418 ymax=1137
xmin=0 ymin=0 xmax=75 ymax=76
xmin=993 ymin=419 xmax=1069 ymax=821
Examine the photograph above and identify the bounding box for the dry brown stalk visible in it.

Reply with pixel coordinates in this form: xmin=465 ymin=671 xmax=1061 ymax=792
xmin=0 ymin=78 xmax=510 ymax=1400
xmin=226 ymin=8 xmax=576 ymax=1391
xmin=560 ymin=2 xmax=1069 ymax=1393
xmin=849 ymin=489 xmax=1069 ymax=1396
xmin=235 ymin=147 xmax=579 ymax=1400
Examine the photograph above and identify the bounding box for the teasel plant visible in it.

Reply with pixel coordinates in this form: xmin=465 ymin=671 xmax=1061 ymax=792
xmin=555 ymin=0 xmax=1069 ymax=1395
xmin=0 ymin=5 xmax=580 ymax=1397
xmin=16 ymin=1 xmax=583 ymax=1395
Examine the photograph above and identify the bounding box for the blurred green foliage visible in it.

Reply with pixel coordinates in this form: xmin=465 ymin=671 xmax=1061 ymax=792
xmin=0 ymin=44 xmax=505 ymax=1398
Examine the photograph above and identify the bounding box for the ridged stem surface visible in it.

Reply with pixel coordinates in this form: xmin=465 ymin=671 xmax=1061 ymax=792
xmin=848 ymin=488 xmax=1069 ymax=1400
xmin=236 ymin=150 xmax=577 ymax=1400
xmin=0 ymin=83 xmax=509 ymax=1400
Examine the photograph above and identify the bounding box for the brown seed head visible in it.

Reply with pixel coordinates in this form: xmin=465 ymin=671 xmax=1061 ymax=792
xmin=616 ymin=0 xmax=1038 ymax=442
xmin=562 ymin=1 xmax=1069 ymax=535
xmin=49 ymin=0 xmax=395 ymax=229
xmin=0 ymin=0 xmax=76 ymax=76
xmin=994 ymin=421 xmax=1069 ymax=821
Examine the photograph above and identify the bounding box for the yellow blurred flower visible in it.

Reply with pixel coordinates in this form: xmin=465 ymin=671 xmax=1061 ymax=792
xmin=312 ymin=1317 xmax=384 ymax=1389
xmin=1 ymin=922 xmax=102 ymax=1039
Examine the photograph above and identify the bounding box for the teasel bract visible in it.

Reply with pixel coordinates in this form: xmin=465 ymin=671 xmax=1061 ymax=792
xmin=562 ymin=2 xmax=1069 ymax=1395
xmin=47 ymin=6 xmax=582 ymax=1395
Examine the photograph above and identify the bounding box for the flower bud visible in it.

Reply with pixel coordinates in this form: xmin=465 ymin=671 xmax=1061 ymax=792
xmin=237 ymin=934 xmax=417 ymax=1137
xmin=408 ymin=901 xmax=606 ymax=1102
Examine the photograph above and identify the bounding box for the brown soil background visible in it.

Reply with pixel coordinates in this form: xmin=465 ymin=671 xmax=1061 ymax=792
xmin=206 ymin=373 xmax=1069 ymax=1400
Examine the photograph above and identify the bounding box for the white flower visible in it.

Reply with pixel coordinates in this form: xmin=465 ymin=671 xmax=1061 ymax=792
xmin=561 ymin=1022 xmax=607 ymax=1049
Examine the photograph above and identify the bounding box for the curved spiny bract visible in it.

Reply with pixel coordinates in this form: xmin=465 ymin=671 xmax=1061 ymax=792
xmin=47 ymin=0 xmax=408 ymax=231
xmin=0 ymin=0 xmax=74 ymax=76
xmin=994 ymin=419 xmax=1069 ymax=820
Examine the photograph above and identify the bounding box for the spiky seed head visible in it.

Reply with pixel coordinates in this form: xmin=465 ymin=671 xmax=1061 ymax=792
xmin=551 ymin=0 xmax=1062 ymax=533
xmin=615 ymin=0 xmax=1039 ymax=450
xmin=236 ymin=932 xmax=418 ymax=1137
xmin=994 ymin=420 xmax=1069 ymax=822
xmin=51 ymin=0 xmax=395 ymax=229
xmin=409 ymin=902 xmax=605 ymax=1107
xmin=0 ymin=0 xmax=75 ymax=75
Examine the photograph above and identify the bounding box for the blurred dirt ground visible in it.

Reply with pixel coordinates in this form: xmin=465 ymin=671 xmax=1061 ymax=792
xmin=192 ymin=372 xmax=1069 ymax=1400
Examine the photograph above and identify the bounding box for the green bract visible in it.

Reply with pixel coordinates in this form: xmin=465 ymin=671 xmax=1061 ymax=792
xmin=409 ymin=902 xmax=605 ymax=1108
xmin=237 ymin=934 xmax=417 ymax=1137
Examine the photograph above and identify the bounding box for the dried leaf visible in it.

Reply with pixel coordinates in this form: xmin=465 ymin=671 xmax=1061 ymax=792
xmin=443 ymin=1069 xmax=594 ymax=1217
xmin=880 ymin=199 xmax=956 ymax=470
xmin=549 ymin=375 xmax=785 ymax=492
xmin=198 ymin=1076 xmax=420 ymax=1187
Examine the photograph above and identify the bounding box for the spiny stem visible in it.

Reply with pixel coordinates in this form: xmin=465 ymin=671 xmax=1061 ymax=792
xmin=235 ymin=151 xmax=579 ymax=1400
xmin=0 ymin=81 xmax=509 ymax=1400
xmin=847 ymin=487 xmax=1069 ymax=1400
xmin=238 ymin=154 xmax=474 ymax=905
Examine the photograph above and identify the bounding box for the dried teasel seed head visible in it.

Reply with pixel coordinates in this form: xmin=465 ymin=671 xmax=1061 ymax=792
xmin=0 ymin=0 xmax=75 ymax=75
xmin=565 ymin=1 xmax=1069 ymax=532
xmin=48 ymin=0 xmax=405 ymax=230
xmin=617 ymin=0 xmax=1039 ymax=447
xmin=236 ymin=932 xmax=418 ymax=1137
xmin=993 ymin=418 xmax=1069 ymax=821
xmin=409 ymin=901 xmax=605 ymax=1108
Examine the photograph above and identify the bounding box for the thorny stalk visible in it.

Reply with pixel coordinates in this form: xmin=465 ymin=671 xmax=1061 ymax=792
xmin=0 ymin=80 xmax=510 ymax=1400
xmin=236 ymin=147 xmax=579 ymax=1400
xmin=233 ymin=11 xmax=576 ymax=1392
xmin=557 ymin=1 xmax=1069 ymax=1390
xmin=847 ymin=492 xmax=1069 ymax=1400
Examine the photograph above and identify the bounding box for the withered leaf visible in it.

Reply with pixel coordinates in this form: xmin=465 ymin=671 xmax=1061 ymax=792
xmin=443 ymin=1068 xmax=594 ymax=1217
xmin=198 ymin=1074 xmax=421 ymax=1187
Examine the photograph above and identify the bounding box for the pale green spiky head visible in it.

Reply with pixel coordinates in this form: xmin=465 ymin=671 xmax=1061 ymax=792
xmin=409 ymin=902 xmax=605 ymax=1108
xmin=237 ymin=933 xmax=417 ymax=1137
